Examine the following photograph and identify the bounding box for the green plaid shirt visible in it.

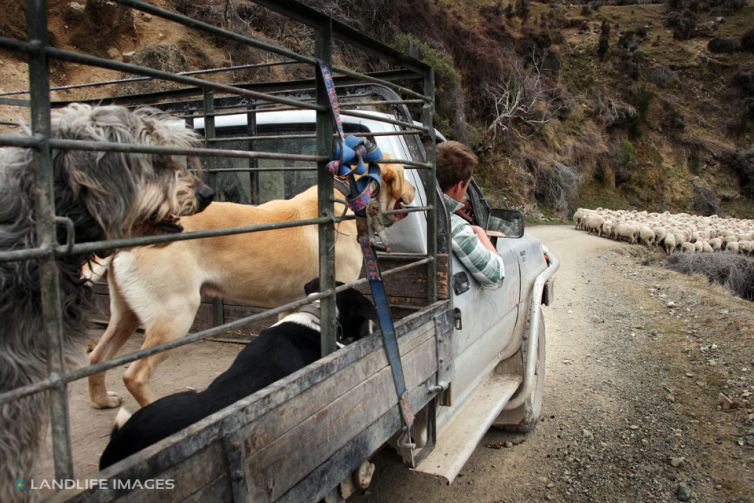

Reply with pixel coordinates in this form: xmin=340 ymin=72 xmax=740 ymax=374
xmin=443 ymin=194 xmax=505 ymax=289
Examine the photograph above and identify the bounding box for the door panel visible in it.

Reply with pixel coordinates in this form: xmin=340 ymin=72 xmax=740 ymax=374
xmin=448 ymin=183 xmax=521 ymax=407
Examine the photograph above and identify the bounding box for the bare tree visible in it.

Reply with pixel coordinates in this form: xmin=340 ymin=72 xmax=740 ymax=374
xmin=484 ymin=50 xmax=562 ymax=142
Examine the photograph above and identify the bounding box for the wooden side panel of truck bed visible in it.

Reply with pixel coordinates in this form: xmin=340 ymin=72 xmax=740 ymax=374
xmin=55 ymin=302 xmax=453 ymax=503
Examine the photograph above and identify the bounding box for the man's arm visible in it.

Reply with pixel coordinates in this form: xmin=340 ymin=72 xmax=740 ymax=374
xmin=471 ymin=225 xmax=499 ymax=253
xmin=452 ymin=222 xmax=505 ymax=289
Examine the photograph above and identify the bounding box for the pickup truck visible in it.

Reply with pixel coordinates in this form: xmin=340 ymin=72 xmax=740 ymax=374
xmin=7 ymin=0 xmax=561 ymax=497
xmin=64 ymin=83 xmax=559 ymax=502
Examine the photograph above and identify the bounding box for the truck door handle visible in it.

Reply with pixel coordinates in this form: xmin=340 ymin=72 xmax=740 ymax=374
xmin=452 ymin=308 xmax=463 ymax=330
xmin=452 ymin=271 xmax=470 ymax=295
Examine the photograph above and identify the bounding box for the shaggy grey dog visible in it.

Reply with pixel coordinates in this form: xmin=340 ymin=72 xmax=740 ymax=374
xmin=0 ymin=104 xmax=213 ymax=500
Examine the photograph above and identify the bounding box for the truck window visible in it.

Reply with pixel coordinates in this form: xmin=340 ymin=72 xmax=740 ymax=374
xmin=206 ymin=123 xmax=370 ymax=204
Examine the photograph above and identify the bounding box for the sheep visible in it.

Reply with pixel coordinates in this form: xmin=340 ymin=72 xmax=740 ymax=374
xmin=663 ymin=233 xmax=677 ymax=255
xmin=573 ymin=208 xmax=591 ymax=230
xmin=573 ymin=208 xmax=753 ymax=258
xmin=600 ymin=220 xmax=614 ymax=238
xmin=639 ymin=225 xmax=655 ymax=246
xmin=615 ymin=222 xmax=639 ymax=243
xmin=582 ymin=214 xmax=605 ymax=235
xmin=653 ymin=226 xmax=667 ymax=245
xmin=741 ymin=241 xmax=754 ymax=256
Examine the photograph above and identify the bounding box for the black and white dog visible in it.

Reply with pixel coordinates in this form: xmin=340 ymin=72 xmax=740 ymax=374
xmin=99 ymin=279 xmax=376 ymax=469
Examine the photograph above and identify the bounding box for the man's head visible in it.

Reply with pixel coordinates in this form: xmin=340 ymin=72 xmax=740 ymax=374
xmin=436 ymin=140 xmax=478 ymax=202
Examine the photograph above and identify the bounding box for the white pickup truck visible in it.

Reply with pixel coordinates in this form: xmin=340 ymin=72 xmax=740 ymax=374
xmin=64 ymin=84 xmax=558 ymax=502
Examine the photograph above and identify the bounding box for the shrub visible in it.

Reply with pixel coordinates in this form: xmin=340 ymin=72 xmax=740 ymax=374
xmin=647 ymin=66 xmax=678 ymax=89
xmin=741 ymin=29 xmax=754 ymax=53
xmin=708 ymin=37 xmax=738 ymax=54
xmin=515 ymin=0 xmax=530 ymax=22
xmin=598 ymin=21 xmax=610 ymax=60
xmin=393 ymin=34 xmax=464 ymax=137
xmin=530 ymin=160 xmax=581 ymax=216
xmin=666 ymin=0 xmax=746 ymax=15
xmin=731 ymin=68 xmax=754 ymax=98
xmin=719 ymin=148 xmax=754 ymax=198
xmin=661 ymin=99 xmax=685 ymax=131
xmin=691 ymin=181 xmax=721 ymax=216
xmin=615 ymin=140 xmax=635 ymax=185
xmin=665 ymin=253 xmax=754 ymax=301
xmin=505 ymin=3 xmax=515 ymax=18
xmin=634 ymin=87 xmax=655 ymax=123
xmin=619 ymin=139 xmax=634 ymax=165
xmin=664 ymin=10 xmax=696 ymax=40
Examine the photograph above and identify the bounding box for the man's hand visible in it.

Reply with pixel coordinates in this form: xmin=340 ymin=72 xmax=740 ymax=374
xmin=471 ymin=225 xmax=500 ymax=254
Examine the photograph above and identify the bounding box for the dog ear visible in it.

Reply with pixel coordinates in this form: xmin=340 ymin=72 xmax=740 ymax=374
xmin=357 ymin=292 xmax=378 ymax=321
xmin=304 ymin=278 xmax=320 ymax=295
xmin=304 ymin=278 xmax=345 ymax=295
xmin=381 ymin=164 xmax=395 ymax=184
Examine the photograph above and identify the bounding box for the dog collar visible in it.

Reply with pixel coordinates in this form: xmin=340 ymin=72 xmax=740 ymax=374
xmin=294 ymin=301 xmax=346 ymax=348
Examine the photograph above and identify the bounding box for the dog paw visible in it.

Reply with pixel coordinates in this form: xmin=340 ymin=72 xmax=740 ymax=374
xmin=92 ymin=391 xmax=123 ymax=409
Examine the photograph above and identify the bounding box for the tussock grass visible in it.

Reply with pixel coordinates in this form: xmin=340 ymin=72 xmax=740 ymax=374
xmin=665 ymin=252 xmax=754 ymax=301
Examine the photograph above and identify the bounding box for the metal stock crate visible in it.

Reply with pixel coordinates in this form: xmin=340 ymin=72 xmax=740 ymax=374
xmin=0 ymin=1 xmax=446 ymax=500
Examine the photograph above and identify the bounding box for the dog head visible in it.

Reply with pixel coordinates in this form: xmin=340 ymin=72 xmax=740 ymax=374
xmin=49 ymin=104 xmax=213 ymax=240
xmin=377 ymin=158 xmax=416 ymax=226
xmin=304 ymin=279 xmax=377 ymax=344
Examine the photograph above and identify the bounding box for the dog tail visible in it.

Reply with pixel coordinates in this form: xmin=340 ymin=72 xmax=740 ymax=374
xmin=112 ymin=407 xmax=132 ymax=435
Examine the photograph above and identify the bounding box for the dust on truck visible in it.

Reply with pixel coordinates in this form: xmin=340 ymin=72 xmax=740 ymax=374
xmin=0 ymin=0 xmax=557 ymax=501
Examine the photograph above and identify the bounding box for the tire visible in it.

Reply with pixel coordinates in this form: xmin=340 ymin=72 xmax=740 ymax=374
xmin=495 ymin=311 xmax=546 ymax=432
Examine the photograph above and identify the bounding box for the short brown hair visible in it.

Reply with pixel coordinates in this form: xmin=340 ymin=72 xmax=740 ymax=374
xmin=436 ymin=140 xmax=478 ymax=192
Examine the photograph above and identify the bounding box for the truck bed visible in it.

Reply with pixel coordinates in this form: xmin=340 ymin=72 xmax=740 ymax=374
xmin=50 ymin=302 xmax=452 ymax=502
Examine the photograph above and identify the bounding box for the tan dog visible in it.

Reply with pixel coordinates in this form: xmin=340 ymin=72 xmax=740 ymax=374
xmin=88 ymin=162 xmax=416 ymax=408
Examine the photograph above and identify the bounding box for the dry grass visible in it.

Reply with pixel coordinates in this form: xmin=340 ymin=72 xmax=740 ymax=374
xmin=665 ymin=252 xmax=754 ymax=301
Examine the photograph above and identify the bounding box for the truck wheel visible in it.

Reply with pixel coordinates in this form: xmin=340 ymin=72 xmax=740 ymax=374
xmin=496 ymin=311 xmax=546 ymax=432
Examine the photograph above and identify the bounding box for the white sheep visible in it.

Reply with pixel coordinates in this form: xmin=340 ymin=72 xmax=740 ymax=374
xmin=573 ymin=208 xmax=591 ymax=230
xmin=573 ymin=208 xmax=753 ymax=257
xmin=582 ymin=214 xmax=605 ymax=235
xmin=639 ymin=225 xmax=655 ymax=246
xmin=653 ymin=226 xmax=667 ymax=244
xmin=709 ymin=237 xmax=723 ymax=251
xmin=601 ymin=220 xmax=614 ymax=238
xmin=615 ymin=222 xmax=639 ymax=243
xmin=663 ymin=232 xmax=677 ymax=254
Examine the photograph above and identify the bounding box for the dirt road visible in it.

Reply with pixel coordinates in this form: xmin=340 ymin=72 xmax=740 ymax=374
xmin=354 ymin=225 xmax=754 ymax=503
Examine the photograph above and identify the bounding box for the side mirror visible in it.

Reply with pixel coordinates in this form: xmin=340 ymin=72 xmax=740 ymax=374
xmin=486 ymin=208 xmax=524 ymax=239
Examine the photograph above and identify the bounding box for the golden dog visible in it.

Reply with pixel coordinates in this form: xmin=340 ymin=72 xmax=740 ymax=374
xmin=87 ymin=162 xmax=415 ymax=408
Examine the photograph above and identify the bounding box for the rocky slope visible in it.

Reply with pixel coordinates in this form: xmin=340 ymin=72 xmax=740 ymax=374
xmin=0 ymin=0 xmax=752 ymax=219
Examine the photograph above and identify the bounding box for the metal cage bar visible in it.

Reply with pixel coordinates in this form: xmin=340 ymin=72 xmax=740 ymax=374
xmin=0 ymin=61 xmax=302 ymax=97
xmin=315 ymin=19 xmax=338 ymax=357
xmin=27 ymin=0 xmax=74 ymax=480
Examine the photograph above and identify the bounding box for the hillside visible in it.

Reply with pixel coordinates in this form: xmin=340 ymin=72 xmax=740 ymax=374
xmin=0 ymin=0 xmax=752 ymax=219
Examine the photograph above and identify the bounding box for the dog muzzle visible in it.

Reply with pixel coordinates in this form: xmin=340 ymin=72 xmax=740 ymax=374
xmin=384 ymin=199 xmax=412 ymax=226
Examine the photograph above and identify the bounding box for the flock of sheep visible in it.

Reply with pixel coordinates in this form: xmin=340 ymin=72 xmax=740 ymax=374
xmin=573 ymin=208 xmax=754 ymax=255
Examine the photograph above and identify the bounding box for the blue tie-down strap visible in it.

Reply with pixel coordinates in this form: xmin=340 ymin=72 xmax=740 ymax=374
xmin=359 ymin=236 xmax=415 ymax=430
xmin=327 ymin=135 xmax=383 ymax=215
